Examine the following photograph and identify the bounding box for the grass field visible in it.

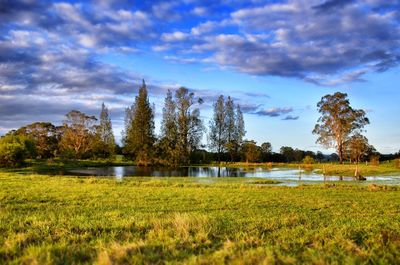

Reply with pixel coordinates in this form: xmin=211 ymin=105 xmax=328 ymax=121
xmin=212 ymin=161 xmax=400 ymax=177
xmin=1 ymin=173 xmax=400 ymax=264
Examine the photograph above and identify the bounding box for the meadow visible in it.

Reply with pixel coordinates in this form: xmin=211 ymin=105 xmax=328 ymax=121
xmin=1 ymin=173 xmax=400 ymax=264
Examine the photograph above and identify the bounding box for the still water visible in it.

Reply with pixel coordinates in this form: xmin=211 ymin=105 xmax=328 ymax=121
xmin=66 ymin=166 xmax=400 ymax=185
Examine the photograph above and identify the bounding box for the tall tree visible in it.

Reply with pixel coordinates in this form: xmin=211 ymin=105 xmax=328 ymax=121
xmin=124 ymin=80 xmax=155 ymax=165
xmin=225 ymin=96 xmax=236 ymax=162
xmin=159 ymin=90 xmax=179 ymax=166
xmin=59 ymin=110 xmax=97 ymax=159
xmin=234 ymin=104 xmax=246 ymax=158
xmin=175 ymin=87 xmax=204 ymax=165
xmin=208 ymin=95 xmax=226 ymax=163
xmin=312 ymin=92 xmax=369 ymax=163
xmin=95 ymin=103 xmax=115 ymax=158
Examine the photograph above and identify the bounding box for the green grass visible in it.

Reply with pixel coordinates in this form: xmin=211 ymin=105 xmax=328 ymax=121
xmin=207 ymin=161 xmax=400 ymax=177
xmin=1 ymin=173 xmax=400 ymax=264
xmin=311 ymin=162 xmax=400 ymax=176
xmin=0 ymin=158 xmax=136 ymax=175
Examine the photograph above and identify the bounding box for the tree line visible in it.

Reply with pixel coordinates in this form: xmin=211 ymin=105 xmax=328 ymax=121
xmin=0 ymin=81 xmax=245 ymax=167
xmin=1 ymin=84 xmax=399 ymax=167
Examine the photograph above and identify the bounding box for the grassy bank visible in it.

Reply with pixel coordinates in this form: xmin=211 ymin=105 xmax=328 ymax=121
xmin=206 ymin=161 xmax=400 ymax=177
xmin=1 ymin=173 xmax=400 ymax=264
xmin=0 ymin=156 xmax=135 ymax=175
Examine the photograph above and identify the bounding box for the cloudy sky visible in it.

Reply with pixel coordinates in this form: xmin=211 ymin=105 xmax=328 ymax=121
xmin=1 ymin=0 xmax=400 ymax=153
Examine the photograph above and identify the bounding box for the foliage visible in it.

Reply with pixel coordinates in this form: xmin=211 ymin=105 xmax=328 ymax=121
xmin=242 ymin=140 xmax=261 ymax=162
xmin=95 ymin=103 xmax=115 ymax=158
xmin=157 ymin=87 xmax=205 ymax=166
xmin=313 ymin=92 xmax=369 ymax=163
xmin=175 ymin=87 xmax=204 ymax=165
xmin=261 ymin=142 xmax=272 ymax=155
xmin=234 ymin=104 xmax=246 ymax=156
xmin=15 ymin=122 xmax=60 ymax=158
xmin=0 ymin=134 xmax=35 ymax=167
xmin=225 ymin=96 xmax=238 ymax=162
xmin=58 ymin=110 xmax=98 ymax=159
xmin=302 ymin=155 xmax=315 ymax=164
xmin=1 ymin=174 xmax=400 ymax=264
xmin=208 ymin=95 xmax=227 ymax=162
xmin=123 ymin=80 xmax=155 ymax=165
xmin=208 ymin=96 xmax=246 ymax=163
xmin=345 ymin=132 xmax=375 ymax=163
xmin=158 ymin=90 xmax=180 ymax=166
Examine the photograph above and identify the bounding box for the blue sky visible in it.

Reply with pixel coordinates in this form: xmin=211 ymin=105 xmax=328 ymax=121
xmin=0 ymin=0 xmax=399 ymax=153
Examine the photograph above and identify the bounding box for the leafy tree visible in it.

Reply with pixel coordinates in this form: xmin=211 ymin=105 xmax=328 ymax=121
xmin=95 ymin=103 xmax=115 ymax=158
xmin=316 ymin=151 xmax=325 ymax=162
xmin=280 ymin=146 xmax=295 ymax=162
xmin=59 ymin=110 xmax=97 ymax=159
xmin=15 ymin=122 xmax=59 ymax=158
xmin=0 ymin=134 xmax=35 ymax=167
xmin=158 ymin=90 xmax=180 ymax=166
xmin=346 ymin=133 xmax=375 ymax=163
xmin=234 ymin=104 xmax=246 ymax=159
xmin=175 ymin=87 xmax=204 ymax=165
xmin=123 ymin=80 xmax=155 ymax=165
xmin=261 ymin=142 xmax=272 ymax=162
xmin=313 ymin=92 xmax=369 ymax=163
xmin=209 ymin=95 xmax=227 ymax=163
xmin=242 ymin=140 xmax=261 ymax=163
xmin=225 ymin=96 xmax=236 ymax=161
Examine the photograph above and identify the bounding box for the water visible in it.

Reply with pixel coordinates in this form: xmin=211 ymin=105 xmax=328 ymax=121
xmin=66 ymin=166 xmax=400 ymax=185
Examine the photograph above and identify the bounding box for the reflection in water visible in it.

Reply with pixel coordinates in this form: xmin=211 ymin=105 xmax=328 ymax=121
xmin=65 ymin=166 xmax=400 ymax=185
xmin=114 ymin=167 xmax=123 ymax=182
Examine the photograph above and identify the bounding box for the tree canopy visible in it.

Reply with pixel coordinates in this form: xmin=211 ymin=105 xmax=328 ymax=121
xmin=313 ymin=92 xmax=369 ymax=163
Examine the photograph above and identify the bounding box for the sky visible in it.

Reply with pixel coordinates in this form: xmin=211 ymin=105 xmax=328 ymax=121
xmin=0 ymin=0 xmax=400 ymax=153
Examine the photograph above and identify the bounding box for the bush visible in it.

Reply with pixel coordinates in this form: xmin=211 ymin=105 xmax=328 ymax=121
xmin=0 ymin=134 xmax=35 ymax=167
xmin=394 ymin=159 xmax=400 ymax=168
xmin=370 ymin=155 xmax=380 ymax=166
xmin=302 ymin=155 xmax=315 ymax=165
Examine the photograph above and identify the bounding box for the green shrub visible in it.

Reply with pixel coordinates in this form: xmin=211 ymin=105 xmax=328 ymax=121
xmin=0 ymin=134 xmax=35 ymax=167
xmin=302 ymin=155 xmax=315 ymax=165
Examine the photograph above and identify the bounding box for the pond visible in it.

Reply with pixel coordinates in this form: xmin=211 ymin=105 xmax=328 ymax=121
xmin=65 ymin=166 xmax=400 ymax=185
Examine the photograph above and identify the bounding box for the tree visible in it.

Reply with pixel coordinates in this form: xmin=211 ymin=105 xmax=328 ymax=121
xmin=261 ymin=142 xmax=272 ymax=162
xmin=346 ymin=133 xmax=375 ymax=163
xmin=312 ymin=92 xmax=369 ymax=163
xmin=225 ymin=96 xmax=236 ymax=161
xmin=158 ymin=90 xmax=180 ymax=166
xmin=233 ymin=104 xmax=246 ymax=159
xmin=0 ymin=134 xmax=35 ymax=167
xmin=123 ymin=80 xmax=155 ymax=165
xmin=95 ymin=103 xmax=115 ymax=158
xmin=242 ymin=140 xmax=261 ymax=163
xmin=280 ymin=146 xmax=295 ymax=162
xmin=59 ymin=110 xmax=98 ymax=159
xmin=316 ymin=151 xmax=325 ymax=162
xmin=175 ymin=87 xmax=204 ymax=165
xmin=15 ymin=122 xmax=59 ymax=158
xmin=209 ymin=95 xmax=227 ymax=163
